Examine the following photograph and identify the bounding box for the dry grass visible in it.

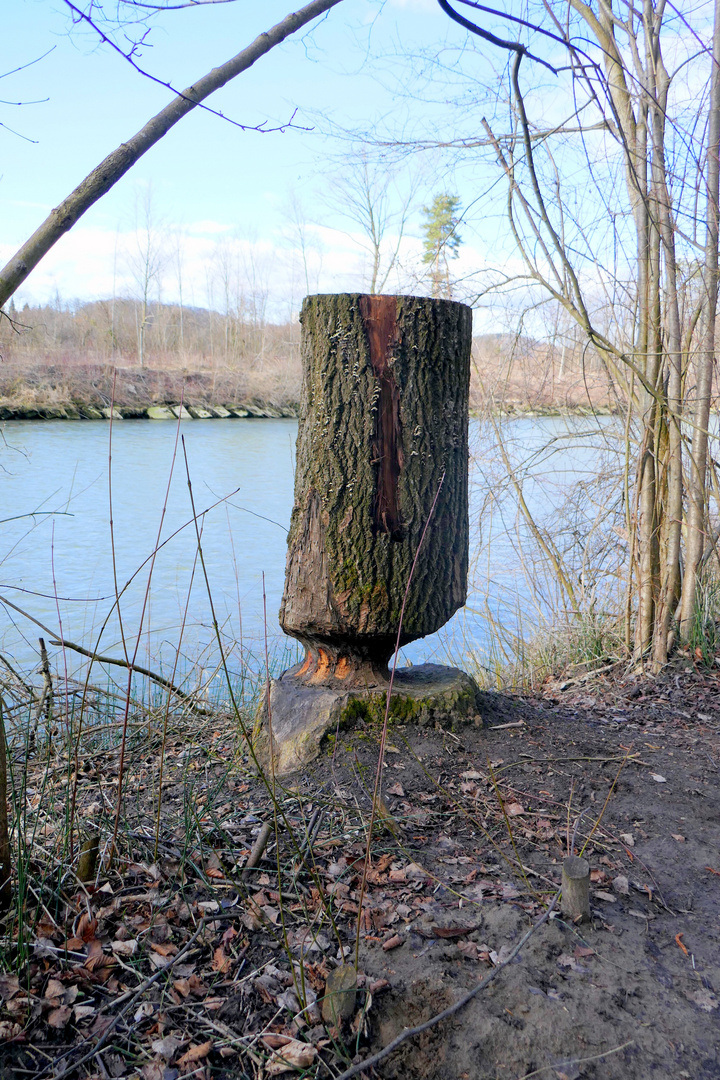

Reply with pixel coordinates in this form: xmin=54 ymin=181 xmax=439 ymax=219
xmin=1 ymin=300 xmax=619 ymax=416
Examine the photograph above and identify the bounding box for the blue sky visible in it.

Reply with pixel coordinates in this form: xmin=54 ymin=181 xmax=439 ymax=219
xmin=4 ymin=0 xmax=510 ymax=314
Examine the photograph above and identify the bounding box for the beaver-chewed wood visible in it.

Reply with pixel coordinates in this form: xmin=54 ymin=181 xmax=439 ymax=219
xmin=279 ymin=293 xmax=472 ymax=689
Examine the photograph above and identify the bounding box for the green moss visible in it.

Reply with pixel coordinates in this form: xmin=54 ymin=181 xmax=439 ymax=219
xmin=341 ymin=697 xmax=374 ymax=726
xmin=335 ymin=560 xmax=359 ymax=593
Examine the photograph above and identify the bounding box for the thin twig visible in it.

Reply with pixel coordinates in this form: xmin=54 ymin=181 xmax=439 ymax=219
xmin=515 ymin=1040 xmax=634 ymax=1079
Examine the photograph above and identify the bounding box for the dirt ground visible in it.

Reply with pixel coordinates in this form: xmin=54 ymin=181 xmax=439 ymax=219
xmin=1 ymin=663 xmax=718 ymax=1080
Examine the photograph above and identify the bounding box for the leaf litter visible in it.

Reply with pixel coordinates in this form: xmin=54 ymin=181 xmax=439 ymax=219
xmin=0 ymin=662 xmax=719 ymax=1078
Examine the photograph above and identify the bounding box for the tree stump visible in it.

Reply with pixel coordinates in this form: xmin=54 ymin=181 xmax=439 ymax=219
xmin=561 ymin=855 xmax=591 ymax=923
xmin=254 ymin=293 xmax=479 ymax=774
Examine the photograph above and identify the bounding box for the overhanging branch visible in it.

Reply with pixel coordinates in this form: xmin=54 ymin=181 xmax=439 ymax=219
xmin=0 ymin=0 xmax=344 ymax=308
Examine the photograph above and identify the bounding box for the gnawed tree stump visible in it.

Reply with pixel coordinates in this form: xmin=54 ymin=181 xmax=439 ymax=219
xmin=254 ymin=293 xmax=478 ymax=774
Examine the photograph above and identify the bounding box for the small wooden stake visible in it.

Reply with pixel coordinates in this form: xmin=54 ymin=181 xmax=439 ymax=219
xmin=561 ymin=855 xmax=591 ymax=922
xmin=321 ymin=963 xmax=357 ymax=1026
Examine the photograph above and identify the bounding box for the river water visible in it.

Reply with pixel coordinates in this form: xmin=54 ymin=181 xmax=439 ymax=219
xmin=0 ymin=416 xmax=621 ymax=698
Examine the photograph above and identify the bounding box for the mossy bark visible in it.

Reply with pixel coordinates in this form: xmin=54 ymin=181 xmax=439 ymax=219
xmin=280 ymin=293 xmax=472 ymax=685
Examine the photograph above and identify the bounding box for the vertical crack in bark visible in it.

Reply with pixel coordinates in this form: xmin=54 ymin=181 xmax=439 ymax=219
xmin=359 ymin=294 xmax=404 ymax=540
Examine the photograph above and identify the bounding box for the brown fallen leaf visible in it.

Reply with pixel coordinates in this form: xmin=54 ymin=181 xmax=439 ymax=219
xmin=73 ymin=1004 xmax=97 ymax=1022
xmin=432 ymin=926 xmax=473 ymax=939
xmin=85 ymin=941 xmax=116 ymax=978
xmin=141 ymin=1063 xmax=164 ymax=1080
xmin=75 ymin=913 xmax=98 ymax=942
xmin=151 ymin=1034 xmax=183 ymax=1060
xmin=177 ymin=1040 xmax=212 ymax=1067
xmin=149 ymin=952 xmax=174 ymax=970
xmin=47 ymin=1005 xmax=73 ymax=1029
xmin=387 ymin=781 xmax=405 ymax=797
xmin=612 ymin=875 xmax=630 ymax=896
xmin=111 ymin=939 xmax=138 ymax=957
xmin=0 ymin=975 xmax=20 ymax=1002
xmin=505 ymin=802 xmax=525 ymax=816
xmin=44 ymin=978 xmax=65 ymax=1005
xmin=263 ymin=1034 xmax=296 ymax=1050
xmin=266 ymin=1039 xmax=317 ymax=1075
xmin=212 ymin=947 xmax=232 ymax=974
xmin=150 ymin=941 xmax=178 ymax=957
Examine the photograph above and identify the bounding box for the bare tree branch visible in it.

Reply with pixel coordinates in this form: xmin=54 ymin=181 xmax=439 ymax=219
xmin=0 ymin=0 xmax=344 ymax=308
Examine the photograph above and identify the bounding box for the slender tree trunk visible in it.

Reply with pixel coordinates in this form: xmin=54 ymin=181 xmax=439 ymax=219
xmin=635 ymin=199 xmax=663 ymax=658
xmin=650 ymin=65 xmax=684 ymax=667
xmin=0 ymin=698 xmax=11 ymax=916
xmin=680 ymin=0 xmax=720 ymax=634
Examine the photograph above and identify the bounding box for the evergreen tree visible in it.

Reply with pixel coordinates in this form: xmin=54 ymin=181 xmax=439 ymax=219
xmin=420 ymin=194 xmax=461 ymax=298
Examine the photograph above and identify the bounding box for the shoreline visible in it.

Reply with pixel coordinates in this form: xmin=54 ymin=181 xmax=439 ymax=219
xmin=0 ymin=401 xmax=622 ymax=421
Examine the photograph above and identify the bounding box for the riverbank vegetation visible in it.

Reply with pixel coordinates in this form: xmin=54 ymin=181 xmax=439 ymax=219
xmin=1 ymin=650 xmax=719 ymax=1080
xmin=0 ymin=298 xmax=616 ymax=419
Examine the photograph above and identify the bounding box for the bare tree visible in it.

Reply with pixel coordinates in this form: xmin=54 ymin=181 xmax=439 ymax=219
xmin=283 ymin=191 xmax=324 ymax=302
xmin=325 ymin=151 xmax=419 ymax=294
xmin=435 ymin=0 xmax=720 ymax=668
xmin=126 ymin=185 xmax=167 ymax=366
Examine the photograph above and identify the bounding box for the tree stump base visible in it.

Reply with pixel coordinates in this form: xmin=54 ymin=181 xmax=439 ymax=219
xmin=253 ymin=662 xmax=483 ymax=776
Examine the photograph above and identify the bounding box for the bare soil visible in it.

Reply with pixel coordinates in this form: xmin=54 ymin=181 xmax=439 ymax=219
xmin=325 ymin=668 xmax=720 ymax=1080
xmin=1 ymin=663 xmax=718 ymax=1080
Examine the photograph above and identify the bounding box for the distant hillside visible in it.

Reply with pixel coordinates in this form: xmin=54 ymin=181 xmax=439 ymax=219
xmin=0 ymin=299 xmax=618 ymax=418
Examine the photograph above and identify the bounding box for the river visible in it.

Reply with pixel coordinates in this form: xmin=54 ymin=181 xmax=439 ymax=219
xmin=0 ymin=416 xmax=622 ymax=699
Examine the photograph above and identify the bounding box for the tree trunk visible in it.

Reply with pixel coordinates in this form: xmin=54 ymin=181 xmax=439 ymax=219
xmin=680 ymin=0 xmax=720 ymax=635
xmin=279 ymin=293 xmax=472 ymax=686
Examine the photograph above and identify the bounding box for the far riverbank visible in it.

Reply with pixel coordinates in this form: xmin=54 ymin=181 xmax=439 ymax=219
xmin=0 ymin=399 xmax=620 ymax=421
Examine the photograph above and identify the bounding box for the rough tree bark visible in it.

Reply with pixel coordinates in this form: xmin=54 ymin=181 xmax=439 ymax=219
xmin=279 ymin=293 xmax=472 ymax=687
